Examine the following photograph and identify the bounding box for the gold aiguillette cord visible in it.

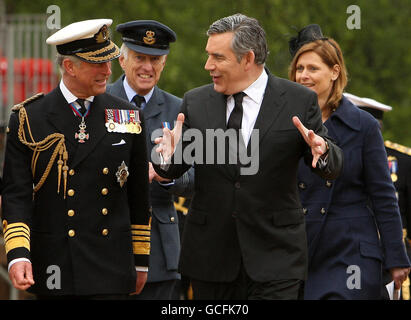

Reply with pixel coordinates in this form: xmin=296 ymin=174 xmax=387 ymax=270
xmin=18 ymin=107 xmax=69 ymax=198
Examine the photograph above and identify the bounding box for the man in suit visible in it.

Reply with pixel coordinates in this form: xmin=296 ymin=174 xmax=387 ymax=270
xmin=106 ymin=20 xmax=194 ymax=300
xmin=1 ymin=19 xmax=151 ymax=299
xmin=153 ymin=13 xmax=343 ymax=300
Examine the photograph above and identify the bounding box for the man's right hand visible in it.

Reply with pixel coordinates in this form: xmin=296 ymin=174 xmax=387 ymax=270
xmin=154 ymin=113 xmax=184 ymax=164
xmin=9 ymin=261 xmax=35 ymax=290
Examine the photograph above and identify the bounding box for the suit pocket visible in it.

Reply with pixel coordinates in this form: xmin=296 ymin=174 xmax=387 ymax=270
xmin=359 ymin=241 xmax=383 ymax=261
xmin=272 ymin=208 xmax=304 ymax=227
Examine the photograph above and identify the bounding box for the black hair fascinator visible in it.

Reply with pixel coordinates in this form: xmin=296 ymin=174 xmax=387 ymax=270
xmin=289 ymin=24 xmax=326 ymax=57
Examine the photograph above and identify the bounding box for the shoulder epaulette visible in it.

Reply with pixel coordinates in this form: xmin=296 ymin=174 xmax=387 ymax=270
xmin=385 ymin=140 xmax=411 ymax=156
xmin=11 ymin=92 xmax=44 ymax=112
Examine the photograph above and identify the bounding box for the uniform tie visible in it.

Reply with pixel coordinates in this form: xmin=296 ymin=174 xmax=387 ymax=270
xmin=76 ymin=99 xmax=87 ymax=116
xmin=132 ymin=94 xmax=146 ymax=109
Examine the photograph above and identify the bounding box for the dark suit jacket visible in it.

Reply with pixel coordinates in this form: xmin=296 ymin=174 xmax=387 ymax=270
xmin=1 ymin=87 xmax=150 ymax=295
xmin=154 ymin=72 xmax=343 ymax=283
xmin=107 ymin=76 xmax=194 ymax=283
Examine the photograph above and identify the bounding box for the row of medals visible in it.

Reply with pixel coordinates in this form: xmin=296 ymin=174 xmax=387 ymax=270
xmin=105 ymin=109 xmax=142 ymax=134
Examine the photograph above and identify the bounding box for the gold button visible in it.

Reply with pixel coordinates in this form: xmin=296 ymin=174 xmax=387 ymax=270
xmin=303 ymin=208 xmax=308 ymax=214
xmin=69 ymin=169 xmax=75 ymax=176
xmin=68 ymin=189 xmax=75 ymax=197
xmin=68 ymin=210 xmax=75 ymax=217
xmin=320 ymin=208 xmax=326 ymax=215
xmin=101 ymin=208 xmax=108 ymax=215
xmin=102 ymin=168 xmax=109 ymax=175
xmin=102 ymin=228 xmax=109 ymax=236
xmin=170 ymin=216 xmax=175 ymax=222
xmin=68 ymin=229 xmax=75 ymax=237
xmin=101 ymin=188 xmax=108 ymax=195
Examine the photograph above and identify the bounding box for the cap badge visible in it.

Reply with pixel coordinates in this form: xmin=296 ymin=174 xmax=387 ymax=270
xmin=143 ymin=30 xmax=156 ymax=45
xmin=95 ymin=25 xmax=109 ymax=43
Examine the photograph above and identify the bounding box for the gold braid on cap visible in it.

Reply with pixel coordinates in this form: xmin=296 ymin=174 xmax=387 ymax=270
xmin=15 ymin=93 xmax=69 ymax=198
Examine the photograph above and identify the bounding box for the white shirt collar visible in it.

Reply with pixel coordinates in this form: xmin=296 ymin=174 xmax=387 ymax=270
xmin=123 ymin=76 xmax=154 ymax=104
xmin=242 ymin=68 xmax=268 ymax=104
xmin=59 ymin=80 xmax=95 ymax=104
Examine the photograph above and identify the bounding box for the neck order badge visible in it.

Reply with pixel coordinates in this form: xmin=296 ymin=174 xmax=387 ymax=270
xmin=70 ymin=101 xmax=90 ymax=143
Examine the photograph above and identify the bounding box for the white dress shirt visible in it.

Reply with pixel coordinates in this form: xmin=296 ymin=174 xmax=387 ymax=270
xmin=226 ymin=69 xmax=268 ymax=145
xmin=59 ymin=80 xmax=94 ymax=111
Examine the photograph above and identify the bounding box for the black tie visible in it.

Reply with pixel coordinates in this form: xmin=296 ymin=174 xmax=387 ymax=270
xmin=227 ymin=92 xmax=245 ymax=131
xmin=227 ymin=92 xmax=246 ymax=166
xmin=132 ymin=95 xmax=146 ymax=108
xmin=76 ymin=99 xmax=87 ymax=116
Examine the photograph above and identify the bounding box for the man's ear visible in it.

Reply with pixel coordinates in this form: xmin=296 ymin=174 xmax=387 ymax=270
xmin=119 ymin=54 xmax=126 ymax=70
xmin=63 ymin=58 xmax=76 ymax=77
xmin=243 ymin=50 xmax=255 ymax=71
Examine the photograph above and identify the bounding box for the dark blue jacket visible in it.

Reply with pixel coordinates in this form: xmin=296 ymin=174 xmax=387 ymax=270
xmin=298 ymin=96 xmax=410 ymax=299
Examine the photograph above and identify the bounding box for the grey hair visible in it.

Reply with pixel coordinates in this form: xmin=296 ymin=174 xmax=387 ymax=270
xmin=56 ymin=53 xmax=81 ymax=75
xmin=207 ymin=13 xmax=268 ymax=65
xmin=119 ymin=43 xmax=167 ymax=62
xmin=120 ymin=43 xmax=130 ymax=59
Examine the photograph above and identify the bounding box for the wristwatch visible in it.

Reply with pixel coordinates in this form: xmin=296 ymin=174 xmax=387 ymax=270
xmin=321 ymin=139 xmax=330 ymax=159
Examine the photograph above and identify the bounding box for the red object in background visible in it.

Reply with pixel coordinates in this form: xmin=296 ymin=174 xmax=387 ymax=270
xmin=0 ymin=56 xmax=58 ymax=105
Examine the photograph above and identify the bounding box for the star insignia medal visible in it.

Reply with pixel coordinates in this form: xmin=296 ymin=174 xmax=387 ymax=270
xmin=75 ymin=118 xmax=89 ymax=143
xmin=116 ymin=161 xmax=129 ymax=187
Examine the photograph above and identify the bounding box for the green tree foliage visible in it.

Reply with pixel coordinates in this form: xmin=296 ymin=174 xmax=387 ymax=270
xmin=4 ymin=0 xmax=411 ymax=145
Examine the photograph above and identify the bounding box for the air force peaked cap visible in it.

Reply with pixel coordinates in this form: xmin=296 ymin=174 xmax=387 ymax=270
xmin=116 ymin=20 xmax=176 ymax=56
xmin=46 ymin=19 xmax=120 ymax=63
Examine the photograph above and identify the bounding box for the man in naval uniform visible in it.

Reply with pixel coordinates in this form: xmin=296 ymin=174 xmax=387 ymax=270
xmin=107 ymin=20 xmax=194 ymax=300
xmin=1 ymin=19 xmax=151 ymax=299
xmin=346 ymin=93 xmax=411 ymax=300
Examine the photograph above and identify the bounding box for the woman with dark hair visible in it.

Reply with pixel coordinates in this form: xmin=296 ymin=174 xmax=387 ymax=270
xmin=289 ymin=24 xmax=410 ymax=299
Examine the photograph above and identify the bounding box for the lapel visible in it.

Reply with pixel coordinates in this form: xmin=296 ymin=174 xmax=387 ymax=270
xmin=69 ymin=94 xmax=108 ymax=168
xmin=247 ymin=72 xmax=287 ymax=157
xmin=107 ymin=75 xmax=128 ymax=101
xmin=326 ymin=96 xmax=361 ymax=146
xmin=206 ymin=87 xmax=227 ymax=130
xmin=144 ymin=86 xmax=163 ymax=120
xmin=205 ymin=87 xmax=236 ymax=179
xmin=45 ymin=87 xmax=80 ymax=163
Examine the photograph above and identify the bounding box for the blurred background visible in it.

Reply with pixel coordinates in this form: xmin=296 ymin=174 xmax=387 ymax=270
xmin=0 ymin=0 xmax=410 ymax=299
